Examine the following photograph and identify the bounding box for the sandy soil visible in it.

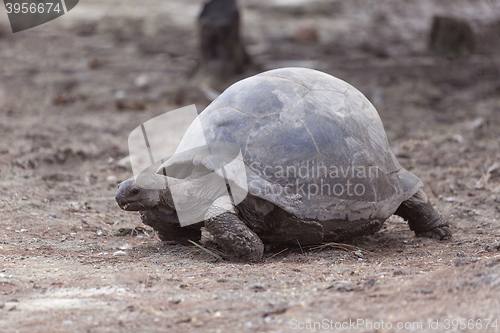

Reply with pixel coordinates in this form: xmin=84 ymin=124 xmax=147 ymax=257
xmin=1 ymin=0 xmax=500 ymax=332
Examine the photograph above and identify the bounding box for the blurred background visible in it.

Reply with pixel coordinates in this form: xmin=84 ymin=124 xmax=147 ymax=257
xmin=1 ymin=0 xmax=499 ymax=144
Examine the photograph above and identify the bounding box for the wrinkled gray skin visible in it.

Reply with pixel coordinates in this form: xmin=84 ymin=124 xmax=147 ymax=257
xmin=116 ymin=68 xmax=451 ymax=262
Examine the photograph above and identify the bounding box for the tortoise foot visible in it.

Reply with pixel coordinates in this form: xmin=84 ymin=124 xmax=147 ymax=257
xmin=415 ymin=224 xmax=451 ymax=240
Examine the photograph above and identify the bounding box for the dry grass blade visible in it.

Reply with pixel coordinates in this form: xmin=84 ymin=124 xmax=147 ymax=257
xmin=308 ymin=242 xmax=377 ymax=257
xmin=297 ymin=239 xmax=304 ymax=255
xmin=481 ymin=161 xmax=500 ymax=186
xmin=264 ymin=248 xmax=289 ymax=261
xmin=308 ymin=242 xmax=358 ymax=252
xmin=188 ymin=240 xmax=223 ymax=261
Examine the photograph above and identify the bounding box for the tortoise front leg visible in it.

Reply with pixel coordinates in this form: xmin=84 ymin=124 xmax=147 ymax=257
xmin=140 ymin=207 xmax=202 ymax=243
xmin=395 ymin=189 xmax=451 ymax=240
xmin=204 ymin=196 xmax=264 ymax=262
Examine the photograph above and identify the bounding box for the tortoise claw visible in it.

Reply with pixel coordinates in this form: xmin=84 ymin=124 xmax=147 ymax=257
xmin=415 ymin=225 xmax=452 ymax=240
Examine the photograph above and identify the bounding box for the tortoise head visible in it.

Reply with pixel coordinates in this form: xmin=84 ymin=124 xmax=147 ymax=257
xmin=116 ymin=173 xmax=166 ymax=211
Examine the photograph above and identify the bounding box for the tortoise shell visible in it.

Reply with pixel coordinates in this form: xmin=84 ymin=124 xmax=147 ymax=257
xmin=160 ymin=67 xmax=422 ymax=224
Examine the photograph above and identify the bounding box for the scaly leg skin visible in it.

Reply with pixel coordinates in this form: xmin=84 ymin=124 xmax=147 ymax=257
xmin=395 ymin=189 xmax=452 ymax=240
xmin=140 ymin=207 xmax=202 ymax=243
xmin=204 ymin=196 xmax=264 ymax=263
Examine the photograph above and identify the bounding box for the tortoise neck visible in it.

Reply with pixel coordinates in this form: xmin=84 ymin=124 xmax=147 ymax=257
xmin=158 ymin=175 xmax=184 ymax=209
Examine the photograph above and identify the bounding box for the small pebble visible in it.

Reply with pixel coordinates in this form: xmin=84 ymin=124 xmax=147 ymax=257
xmin=117 ymin=156 xmax=131 ymax=169
xmin=364 ymin=278 xmax=376 ymax=287
xmin=293 ymin=20 xmax=318 ymax=42
xmin=484 ymin=243 xmax=500 ymax=252
xmin=420 ymin=289 xmax=433 ymax=294
xmin=112 ymin=251 xmax=128 ymax=257
xmin=106 ymin=175 xmax=117 ymax=183
xmin=353 ymin=250 xmax=363 ymax=258
xmin=134 ymin=74 xmax=150 ymax=89
xmin=451 ymin=134 xmax=463 ymax=143
xmin=5 ymin=303 xmax=17 ymax=311
xmin=455 ymin=258 xmax=469 ymax=267
xmin=250 ymin=283 xmax=267 ymax=292
xmin=114 ymin=90 xmax=126 ymax=100
xmin=119 ymin=243 xmax=132 ymax=250
xmin=169 ymin=299 xmax=181 ymax=304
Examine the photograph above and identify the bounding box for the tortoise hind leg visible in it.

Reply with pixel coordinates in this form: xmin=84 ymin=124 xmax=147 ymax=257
xmin=394 ymin=189 xmax=451 ymax=240
xmin=204 ymin=196 xmax=264 ymax=262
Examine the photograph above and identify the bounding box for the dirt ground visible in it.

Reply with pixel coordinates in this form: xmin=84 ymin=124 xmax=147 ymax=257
xmin=1 ymin=0 xmax=500 ymax=332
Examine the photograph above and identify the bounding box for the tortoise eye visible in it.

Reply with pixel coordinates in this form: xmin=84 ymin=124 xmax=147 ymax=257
xmin=130 ymin=189 xmax=140 ymax=196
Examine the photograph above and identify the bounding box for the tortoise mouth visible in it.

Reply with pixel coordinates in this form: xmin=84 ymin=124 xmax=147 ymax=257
xmin=116 ymin=199 xmax=143 ymax=211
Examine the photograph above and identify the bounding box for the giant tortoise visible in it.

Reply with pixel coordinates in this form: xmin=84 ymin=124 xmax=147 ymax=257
xmin=116 ymin=67 xmax=451 ymax=262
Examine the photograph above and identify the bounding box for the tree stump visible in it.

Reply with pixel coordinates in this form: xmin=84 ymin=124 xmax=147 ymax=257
xmin=198 ymin=0 xmax=251 ymax=80
xmin=429 ymin=16 xmax=475 ymax=55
